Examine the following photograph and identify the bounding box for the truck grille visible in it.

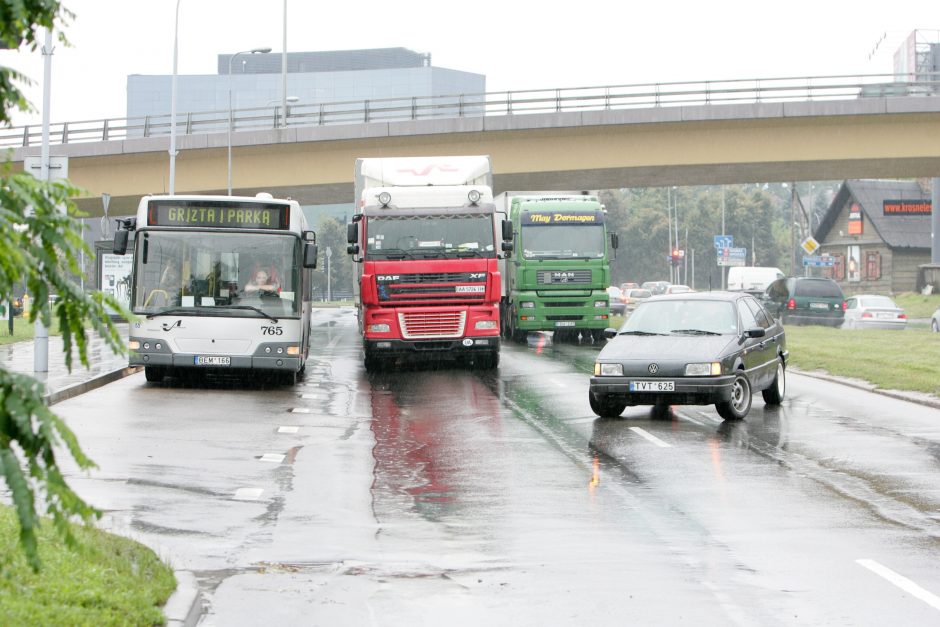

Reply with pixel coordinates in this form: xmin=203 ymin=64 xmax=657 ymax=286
xmin=544 ymin=300 xmax=589 ymax=307
xmin=537 ymin=270 xmax=592 ymax=285
xmin=398 ymin=311 xmax=467 ymax=339
xmin=377 ymin=272 xmax=486 ymax=304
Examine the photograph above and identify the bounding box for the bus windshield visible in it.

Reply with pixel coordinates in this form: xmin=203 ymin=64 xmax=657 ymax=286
xmin=521 ymin=224 xmax=606 ymax=259
xmin=133 ymin=230 xmax=301 ymax=317
xmin=365 ymin=214 xmax=496 ymax=259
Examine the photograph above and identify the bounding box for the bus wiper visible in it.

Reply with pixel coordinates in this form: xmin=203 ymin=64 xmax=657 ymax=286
xmin=217 ymin=305 xmax=279 ymax=322
xmin=146 ymin=307 xmax=200 ymax=319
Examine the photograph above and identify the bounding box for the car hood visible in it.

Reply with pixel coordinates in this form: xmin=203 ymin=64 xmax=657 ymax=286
xmin=599 ymin=333 xmax=739 ymax=362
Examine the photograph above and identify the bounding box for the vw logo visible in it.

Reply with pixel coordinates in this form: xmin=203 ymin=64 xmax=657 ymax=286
xmin=648 ymin=363 xmax=659 ymax=374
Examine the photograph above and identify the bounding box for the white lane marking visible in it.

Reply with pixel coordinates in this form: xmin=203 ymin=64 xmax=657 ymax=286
xmin=326 ymin=335 xmax=342 ymax=350
xmin=629 ymin=427 xmax=671 ymax=447
xmin=291 ymin=407 xmax=312 ymax=414
xmin=277 ymin=426 xmax=300 ymax=434
xmin=301 ymin=393 xmax=318 ymax=399
xmin=566 ymin=417 xmax=599 ymax=425
xmin=232 ymin=488 xmax=264 ymax=501
xmin=856 ymin=559 xmax=940 ymax=611
xmin=259 ymin=453 xmax=286 ymax=463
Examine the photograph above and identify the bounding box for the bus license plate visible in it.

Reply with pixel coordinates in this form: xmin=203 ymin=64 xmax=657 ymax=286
xmin=630 ymin=380 xmax=674 ymax=392
xmin=555 ymin=321 xmax=576 ymax=327
xmin=195 ymin=356 xmax=231 ymax=366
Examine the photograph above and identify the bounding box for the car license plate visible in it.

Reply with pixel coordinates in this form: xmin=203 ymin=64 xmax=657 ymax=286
xmin=630 ymin=380 xmax=675 ymax=392
xmin=194 ymin=356 xmax=231 ymax=366
xmin=555 ymin=321 xmax=576 ymax=327
xmin=877 ymin=312 xmax=893 ymax=319
xmin=809 ymin=302 xmax=829 ymax=309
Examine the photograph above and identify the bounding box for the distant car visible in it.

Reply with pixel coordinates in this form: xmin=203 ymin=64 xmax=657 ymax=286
xmin=641 ymin=281 xmax=671 ymax=295
xmin=842 ymin=294 xmax=907 ymax=330
xmin=619 ymin=282 xmax=639 ymax=292
xmin=931 ymin=305 xmax=940 ymax=333
xmin=622 ymin=288 xmax=652 ymax=313
xmin=606 ymin=285 xmax=626 ymax=316
xmin=762 ymin=276 xmax=846 ymax=327
xmin=589 ymin=291 xmax=787 ymax=420
xmin=664 ymin=284 xmax=692 ymax=295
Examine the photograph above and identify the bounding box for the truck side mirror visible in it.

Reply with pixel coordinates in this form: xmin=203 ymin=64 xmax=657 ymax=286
xmin=304 ymin=243 xmax=318 ymax=268
xmin=501 ymin=241 xmax=513 ymax=254
xmin=347 ymin=222 xmax=358 ymax=244
xmin=113 ymin=230 xmax=129 ymax=255
xmin=347 ymin=243 xmax=360 ymax=256
xmin=502 ymin=219 xmax=513 ymax=241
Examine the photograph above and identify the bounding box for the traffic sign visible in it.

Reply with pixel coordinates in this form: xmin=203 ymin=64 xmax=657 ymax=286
xmin=801 ymin=236 xmax=820 ymax=255
xmin=802 ymin=255 xmax=835 ymax=267
xmin=714 ymin=235 xmax=733 ymax=250
xmin=717 ymin=247 xmax=746 ymax=267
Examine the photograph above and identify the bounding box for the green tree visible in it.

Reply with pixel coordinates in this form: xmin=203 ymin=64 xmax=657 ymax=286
xmin=1 ymin=0 xmax=129 ymax=571
xmin=312 ymin=216 xmax=354 ymax=300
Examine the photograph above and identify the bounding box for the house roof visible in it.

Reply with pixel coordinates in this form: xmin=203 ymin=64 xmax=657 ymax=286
xmin=815 ymin=180 xmax=932 ymax=249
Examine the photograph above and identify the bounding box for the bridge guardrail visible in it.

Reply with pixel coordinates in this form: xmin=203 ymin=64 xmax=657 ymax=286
xmin=2 ymin=73 xmax=938 ymax=149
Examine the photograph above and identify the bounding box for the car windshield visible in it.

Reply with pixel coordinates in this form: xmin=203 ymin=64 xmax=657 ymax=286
xmin=365 ymin=213 xmax=496 ymax=259
xmin=860 ymin=296 xmax=898 ymax=308
xmin=621 ymin=299 xmax=738 ymax=335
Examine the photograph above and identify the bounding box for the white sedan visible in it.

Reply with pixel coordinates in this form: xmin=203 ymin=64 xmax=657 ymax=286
xmin=842 ymin=294 xmax=907 ymax=330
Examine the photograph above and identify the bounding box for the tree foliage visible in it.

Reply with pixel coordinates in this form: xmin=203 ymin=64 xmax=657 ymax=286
xmin=1 ymin=0 xmax=129 ymax=571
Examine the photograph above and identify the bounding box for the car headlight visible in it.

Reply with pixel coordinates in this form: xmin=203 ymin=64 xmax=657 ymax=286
xmin=594 ymin=300 xmax=607 ymax=308
xmin=368 ymin=323 xmax=390 ymax=333
xmin=521 ymin=301 xmax=535 ymax=308
xmin=685 ymin=362 xmax=722 ymax=376
xmin=594 ymin=362 xmax=623 ymax=376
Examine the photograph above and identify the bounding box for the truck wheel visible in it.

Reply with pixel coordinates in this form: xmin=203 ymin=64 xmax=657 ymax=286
xmin=507 ymin=307 xmax=526 ymax=342
xmin=591 ymin=329 xmax=606 ymax=343
xmin=472 ymin=351 xmax=499 ymax=370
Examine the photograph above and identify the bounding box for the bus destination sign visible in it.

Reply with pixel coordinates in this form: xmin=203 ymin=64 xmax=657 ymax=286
xmin=521 ymin=210 xmax=605 ymax=225
xmin=147 ymin=200 xmax=290 ymax=230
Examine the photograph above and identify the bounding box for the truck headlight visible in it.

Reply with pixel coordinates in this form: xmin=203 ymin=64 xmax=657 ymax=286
xmin=521 ymin=301 xmax=535 ymax=308
xmin=475 ymin=320 xmax=497 ymax=330
xmin=368 ymin=323 xmax=390 ymax=333
xmin=594 ymin=301 xmax=607 ymax=307
xmin=685 ymin=362 xmax=721 ymax=376
xmin=594 ymin=362 xmax=623 ymax=376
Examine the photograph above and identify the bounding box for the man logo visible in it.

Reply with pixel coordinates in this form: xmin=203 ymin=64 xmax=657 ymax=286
xmin=648 ymin=363 xmax=659 ymax=374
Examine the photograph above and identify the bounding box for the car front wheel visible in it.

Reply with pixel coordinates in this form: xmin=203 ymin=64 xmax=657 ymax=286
xmin=589 ymin=391 xmax=627 ymax=418
xmin=716 ymin=372 xmax=752 ymax=420
xmin=761 ymin=359 xmax=786 ymax=405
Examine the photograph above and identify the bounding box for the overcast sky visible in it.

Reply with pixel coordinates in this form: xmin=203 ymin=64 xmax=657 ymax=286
xmin=0 ymin=0 xmax=937 ymax=127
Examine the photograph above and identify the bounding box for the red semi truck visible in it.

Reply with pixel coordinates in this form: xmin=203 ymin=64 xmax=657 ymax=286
xmin=346 ymin=155 xmax=513 ymax=371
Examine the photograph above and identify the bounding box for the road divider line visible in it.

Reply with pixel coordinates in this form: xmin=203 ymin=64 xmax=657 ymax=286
xmin=630 ymin=427 xmax=671 ymax=447
xmin=277 ymin=426 xmax=300 ymax=434
xmin=259 ymin=453 xmax=286 ymax=463
xmin=856 ymin=558 xmax=940 ymax=611
xmin=290 ymin=407 xmax=312 ymax=413
xmin=232 ymin=488 xmax=264 ymax=501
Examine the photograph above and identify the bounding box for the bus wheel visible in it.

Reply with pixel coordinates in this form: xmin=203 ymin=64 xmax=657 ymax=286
xmin=281 ymin=370 xmax=297 ymax=386
xmin=144 ymin=366 xmax=165 ymax=383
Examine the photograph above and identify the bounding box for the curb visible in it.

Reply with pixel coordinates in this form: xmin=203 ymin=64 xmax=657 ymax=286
xmin=45 ymin=366 xmax=143 ymax=406
xmin=163 ymin=570 xmax=203 ymax=627
xmin=789 ymin=366 xmax=940 ymax=410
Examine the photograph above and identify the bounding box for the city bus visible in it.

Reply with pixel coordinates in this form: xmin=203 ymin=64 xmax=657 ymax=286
xmin=112 ymin=193 xmax=318 ymax=384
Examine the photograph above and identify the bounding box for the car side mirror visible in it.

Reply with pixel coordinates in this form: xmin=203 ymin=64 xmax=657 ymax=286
xmin=604 ymin=327 xmax=617 ymax=339
xmin=744 ymin=327 xmax=766 ymax=339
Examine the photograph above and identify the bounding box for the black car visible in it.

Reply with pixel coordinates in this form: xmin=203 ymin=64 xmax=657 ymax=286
xmin=761 ymin=276 xmax=845 ymax=327
xmin=589 ymin=291 xmax=787 ymax=420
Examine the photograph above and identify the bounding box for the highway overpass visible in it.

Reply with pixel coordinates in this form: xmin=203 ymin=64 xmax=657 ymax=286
xmin=8 ymin=76 xmax=940 ymax=216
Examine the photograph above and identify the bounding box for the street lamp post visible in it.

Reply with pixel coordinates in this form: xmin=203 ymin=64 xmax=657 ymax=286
xmin=169 ymin=0 xmax=181 ymax=194
xmin=228 ymin=47 xmax=271 ymax=196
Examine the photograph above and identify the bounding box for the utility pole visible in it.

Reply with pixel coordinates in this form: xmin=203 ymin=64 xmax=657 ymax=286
xmin=34 ymin=29 xmax=53 ymax=374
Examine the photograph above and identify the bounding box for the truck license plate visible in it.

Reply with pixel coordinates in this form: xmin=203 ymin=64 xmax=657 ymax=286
xmin=555 ymin=321 xmax=576 ymax=327
xmin=630 ymin=380 xmax=675 ymax=392
xmin=195 ymin=356 xmax=231 ymax=366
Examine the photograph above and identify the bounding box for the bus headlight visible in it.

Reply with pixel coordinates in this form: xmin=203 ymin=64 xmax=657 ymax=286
xmin=128 ymin=340 xmax=140 ymax=350
xmin=685 ymin=362 xmax=722 ymax=376
xmin=594 ymin=363 xmax=623 ymax=376
xmin=287 ymin=346 xmax=300 ymax=356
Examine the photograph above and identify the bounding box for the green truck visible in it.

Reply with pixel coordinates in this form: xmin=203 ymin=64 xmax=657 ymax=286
xmin=496 ymin=192 xmax=617 ymax=342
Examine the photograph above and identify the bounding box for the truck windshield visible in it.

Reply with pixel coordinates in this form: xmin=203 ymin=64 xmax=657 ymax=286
xmin=365 ymin=214 xmax=496 ymax=259
xmin=522 ymin=224 xmax=606 ymax=259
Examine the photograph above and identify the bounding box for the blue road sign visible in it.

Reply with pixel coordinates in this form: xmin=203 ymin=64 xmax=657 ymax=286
xmin=714 ymin=235 xmax=733 ymax=250
xmin=802 ymin=256 xmax=835 ymax=267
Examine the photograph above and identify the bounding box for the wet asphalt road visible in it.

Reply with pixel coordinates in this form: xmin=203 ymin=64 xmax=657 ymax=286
xmin=55 ymin=307 xmax=940 ymax=626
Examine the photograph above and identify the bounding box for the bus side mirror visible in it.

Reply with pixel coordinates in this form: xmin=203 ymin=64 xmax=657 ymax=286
xmin=610 ymin=233 xmax=619 ymax=250
xmin=502 ymin=219 xmax=513 ymax=241
xmin=347 ymin=222 xmax=358 ymax=244
xmin=113 ymin=230 xmax=129 ymax=255
xmin=304 ymin=243 xmax=318 ymax=268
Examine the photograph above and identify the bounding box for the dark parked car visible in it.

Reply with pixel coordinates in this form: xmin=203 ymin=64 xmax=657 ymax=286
xmin=589 ymin=292 xmax=787 ymax=420
xmin=762 ymin=277 xmax=846 ymax=327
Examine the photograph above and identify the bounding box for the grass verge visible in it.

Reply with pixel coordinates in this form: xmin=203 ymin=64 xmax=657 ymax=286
xmin=0 ymin=507 xmax=176 ymax=626
xmin=0 ymin=317 xmax=62 ymax=346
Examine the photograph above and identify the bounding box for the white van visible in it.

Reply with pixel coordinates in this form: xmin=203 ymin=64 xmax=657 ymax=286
xmin=727 ymin=266 xmax=784 ymax=294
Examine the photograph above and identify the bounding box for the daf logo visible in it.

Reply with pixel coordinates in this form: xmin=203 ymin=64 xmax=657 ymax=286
xmin=376 ymin=275 xmax=400 ymax=282
xmin=648 ymin=363 xmax=659 ymax=374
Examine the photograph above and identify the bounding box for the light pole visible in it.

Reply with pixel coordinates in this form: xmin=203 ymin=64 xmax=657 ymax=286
xmin=228 ymin=47 xmax=271 ymax=195
xmin=169 ymin=0 xmax=181 ymax=194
